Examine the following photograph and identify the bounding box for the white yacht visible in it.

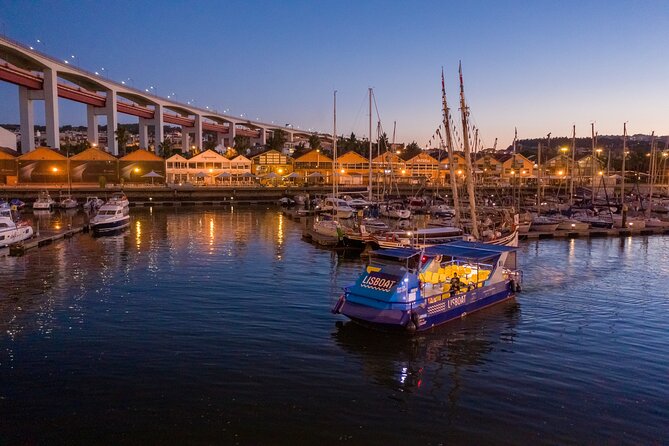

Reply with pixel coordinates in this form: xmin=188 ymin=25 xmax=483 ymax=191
xmin=83 ymin=196 xmax=104 ymax=211
xmin=108 ymin=192 xmax=130 ymax=208
xmin=0 ymin=203 xmax=34 ymax=247
xmin=379 ymin=202 xmax=411 ymax=219
xmin=32 ymin=190 xmax=56 ymax=211
xmin=59 ymin=194 xmax=78 ymax=209
xmin=89 ymin=202 xmax=130 ymax=235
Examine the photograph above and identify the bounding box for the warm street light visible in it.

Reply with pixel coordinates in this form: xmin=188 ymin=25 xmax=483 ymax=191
xmin=52 ymin=167 xmax=58 ymax=172
xmin=560 ymin=147 xmax=568 ymax=153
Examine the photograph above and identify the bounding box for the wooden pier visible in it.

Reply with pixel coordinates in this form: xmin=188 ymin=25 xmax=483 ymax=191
xmin=520 ymin=226 xmax=669 ymax=240
xmin=6 ymin=226 xmax=87 ymax=256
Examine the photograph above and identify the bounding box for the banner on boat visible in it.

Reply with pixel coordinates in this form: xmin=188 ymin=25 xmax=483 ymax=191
xmin=359 ymin=272 xmax=400 ymax=293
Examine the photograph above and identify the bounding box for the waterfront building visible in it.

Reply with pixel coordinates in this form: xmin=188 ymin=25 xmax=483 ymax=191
xmin=574 ymin=154 xmax=605 ymax=186
xmin=0 ymin=148 xmax=17 ymax=185
xmin=405 ymin=151 xmax=441 ymax=184
xmin=373 ymin=151 xmax=405 ymax=179
xmin=474 ymin=153 xmax=504 ymax=185
xmin=17 ymin=147 xmax=68 ymax=184
xmin=337 ymin=150 xmax=369 ymax=185
xmin=69 ymin=146 xmax=119 ymax=184
xmin=499 ymin=153 xmax=536 ymax=182
xmin=440 ymin=152 xmax=467 ymax=179
xmin=544 ymin=153 xmax=573 ymax=185
xmin=165 ymin=154 xmax=189 ymax=184
xmin=165 ymin=151 xmax=253 ymax=185
xmin=251 ymin=149 xmax=292 ymax=177
xmin=119 ymin=149 xmax=165 ymax=184
xmin=292 ymin=149 xmax=332 ymax=184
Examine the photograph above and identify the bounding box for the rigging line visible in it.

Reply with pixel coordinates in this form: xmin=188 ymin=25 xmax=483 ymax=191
xmin=371 ymin=91 xmax=386 ymax=136
xmin=349 ymin=90 xmax=369 ymax=137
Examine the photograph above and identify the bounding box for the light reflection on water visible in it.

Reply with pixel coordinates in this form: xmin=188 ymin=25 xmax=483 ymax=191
xmin=0 ymin=207 xmax=667 ymax=444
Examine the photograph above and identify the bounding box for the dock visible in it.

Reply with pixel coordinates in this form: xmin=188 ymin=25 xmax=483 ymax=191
xmin=520 ymin=226 xmax=669 ymax=240
xmin=7 ymin=226 xmax=87 ymax=256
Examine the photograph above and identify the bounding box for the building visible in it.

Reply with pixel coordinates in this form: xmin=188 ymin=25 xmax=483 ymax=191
xmin=69 ymin=147 xmax=119 ymax=184
xmin=405 ymin=152 xmax=440 ymax=184
xmin=250 ymin=149 xmax=292 ymax=176
xmin=119 ymin=149 xmax=165 ymax=184
xmin=292 ymin=149 xmax=333 ymax=184
xmin=0 ymin=126 xmax=17 ymax=152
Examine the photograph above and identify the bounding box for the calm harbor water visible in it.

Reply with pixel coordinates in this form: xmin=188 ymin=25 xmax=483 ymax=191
xmin=1 ymin=207 xmax=668 ymax=445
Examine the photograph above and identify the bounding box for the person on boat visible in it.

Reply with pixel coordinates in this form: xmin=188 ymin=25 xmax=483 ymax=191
xmin=450 ymin=273 xmax=461 ymax=296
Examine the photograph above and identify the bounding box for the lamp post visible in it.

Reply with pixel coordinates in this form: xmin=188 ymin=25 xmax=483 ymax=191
xmin=134 ymin=167 xmax=140 ymax=184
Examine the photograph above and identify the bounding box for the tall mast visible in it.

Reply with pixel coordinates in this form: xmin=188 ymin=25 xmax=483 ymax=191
xmin=333 ymin=90 xmax=337 ymax=210
xmin=591 ymin=123 xmax=596 ymax=198
xmin=368 ymin=88 xmax=373 ymax=201
xmin=459 ymin=62 xmax=479 ymax=240
xmin=512 ymin=128 xmax=517 ymax=211
xmin=621 ymin=123 xmax=627 ymax=202
xmin=648 ymin=131 xmax=656 ymax=216
xmin=570 ymin=125 xmax=575 ymax=206
xmin=440 ymin=67 xmax=461 ymax=227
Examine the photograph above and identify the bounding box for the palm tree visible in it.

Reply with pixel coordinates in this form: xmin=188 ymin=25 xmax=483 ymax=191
xmin=115 ymin=126 xmax=131 ymax=156
xmin=308 ymin=133 xmax=322 ymax=151
xmin=158 ymin=139 xmax=173 ymax=158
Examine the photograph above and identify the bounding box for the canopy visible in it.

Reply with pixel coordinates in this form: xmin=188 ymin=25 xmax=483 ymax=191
xmin=423 ymin=240 xmax=516 ymax=260
xmin=266 ymin=172 xmax=280 ymax=179
xmin=142 ymin=170 xmax=164 ymax=178
xmin=195 ymin=172 xmax=207 ymax=178
xmin=307 ymin=172 xmax=324 ymax=178
xmin=284 ymin=172 xmax=301 ymax=178
xmin=217 ymin=172 xmax=232 ymax=178
xmin=239 ymin=172 xmax=256 ymax=178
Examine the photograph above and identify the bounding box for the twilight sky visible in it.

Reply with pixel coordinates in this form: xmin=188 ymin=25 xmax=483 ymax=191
xmin=0 ymin=0 xmax=668 ymax=149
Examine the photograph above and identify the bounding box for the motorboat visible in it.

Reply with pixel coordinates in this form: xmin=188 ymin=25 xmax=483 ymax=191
xmin=0 ymin=203 xmax=34 ymax=247
xmin=278 ymin=197 xmax=295 ymax=207
xmin=332 ymin=240 xmax=523 ymax=332
xmin=556 ymin=219 xmax=590 ymax=231
xmin=360 ymin=218 xmax=389 ymax=233
xmin=32 ymin=190 xmax=55 ymax=211
xmin=645 ymin=217 xmax=669 ymax=228
xmin=320 ymin=198 xmax=355 ymax=219
xmin=83 ymin=196 xmax=104 ymax=211
xmin=9 ymin=198 xmax=25 ymax=209
xmin=379 ymin=202 xmax=411 ymax=219
xmin=371 ymin=226 xmax=464 ymax=249
xmin=346 ymin=197 xmax=372 ymax=210
xmin=89 ymin=202 xmax=130 ymax=235
xmin=429 ymin=203 xmax=455 ymax=218
xmin=108 ymin=192 xmax=130 ymax=208
xmin=59 ymin=194 xmax=78 ymax=209
xmin=530 ymin=216 xmax=560 ymax=232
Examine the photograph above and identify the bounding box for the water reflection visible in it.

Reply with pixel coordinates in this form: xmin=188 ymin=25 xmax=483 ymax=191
xmin=332 ymin=300 xmax=521 ymax=396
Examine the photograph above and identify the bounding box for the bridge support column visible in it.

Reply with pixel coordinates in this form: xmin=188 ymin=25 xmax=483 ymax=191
xmin=19 ymin=86 xmax=35 ymax=152
xmin=105 ymin=89 xmax=118 ymax=155
xmin=194 ymin=114 xmax=203 ymax=151
xmin=287 ymin=132 xmax=294 ymax=143
xmin=86 ymin=105 xmax=99 ymax=146
xmin=182 ymin=127 xmax=191 ymax=153
xmin=227 ymin=123 xmax=236 ymax=146
xmin=43 ymin=67 xmax=60 ymax=148
xmin=153 ymin=104 xmax=164 ymax=149
xmin=259 ymin=127 xmax=267 ymax=146
xmin=216 ymin=133 xmax=224 ymax=146
xmin=139 ymin=118 xmax=149 ymax=149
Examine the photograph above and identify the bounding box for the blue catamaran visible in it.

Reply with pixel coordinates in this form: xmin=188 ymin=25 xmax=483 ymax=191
xmin=332 ymin=240 xmax=522 ymax=332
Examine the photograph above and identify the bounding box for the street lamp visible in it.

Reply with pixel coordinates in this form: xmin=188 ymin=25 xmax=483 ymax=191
xmin=134 ymin=167 xmax=140 ymax=183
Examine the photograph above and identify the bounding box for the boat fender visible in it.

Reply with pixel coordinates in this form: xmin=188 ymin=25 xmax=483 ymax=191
xmin=510 ymin=279 xmax=519 ymax=293
xmin=405 ymin=311 xmax=420 ymax=332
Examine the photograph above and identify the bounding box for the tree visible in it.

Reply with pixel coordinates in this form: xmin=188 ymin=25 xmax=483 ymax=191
xmin=203 ymin=139 xmax=217 ymax=151
xmin=378 ymin=132 xmax=390 ymax=153
xmin=267 ymin=129 xmax=287 ymax=151
xmin=115 ymin=126 xmax=131 ymax=156
xmin=292 ymin=142 xmax=308 ymax=158
xmin=158 ymin=139 xmax=173 ymax=158
xmin=308 ymin=133 xmax=322 ymax=150
xmin=403 ymin=141 xmax=422 ymax=160
xmin=234 ymin=135 xmax=251 ymax=152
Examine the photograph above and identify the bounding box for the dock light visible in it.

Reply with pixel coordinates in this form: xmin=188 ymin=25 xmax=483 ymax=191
xmin=208 ymin=168 xmax=213 ymax=173
xmin=560 ymin=147 xmax=568 ymax=153
xmin=401 ymin=169 xmax=406 ymax=175
xmin=340 ymin=168 xmax=345 ymax=174
xmin=230 ymin=196 xmax=234 ymax=200
xmin=457 ymin=169 xmax=463 ymax=175
xmin=149 ymin=197 xmax=153 ymax=201
xmin=596 ymin=148 xmax=603 ymax=154
xmin=510 ymin=170 xmax=515 ymax=175
xmin=134 ymin=167 xmax=140 ymax=173
xmin=558 ymin=170 xmax=563 ymax=176
xmin=407 ymin=231 xmax=413 ymax=237
xmin=571 ymin=223 xmax=576 ymax=228
xmin=278 ymin=168 xmax=284 ymax=174
xmin=52 ymin=167 xmax=58 ymax=172
xmin=599 ymin=171 xmax=604 ymax=176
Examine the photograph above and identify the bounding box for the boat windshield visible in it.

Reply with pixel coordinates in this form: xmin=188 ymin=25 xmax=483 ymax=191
xmin=369 ymin=249 xmax=421 ymax=272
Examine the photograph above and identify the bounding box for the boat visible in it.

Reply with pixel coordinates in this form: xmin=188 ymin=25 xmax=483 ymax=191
xmin=312 ymin=218 xmax=342 ymax=238
xmin=645 ymin=217 xmax=669 ymax=228
xmin=89 ymin=201 xmax=130 ymax=235
xmin=278 ymin=197 xmax=295 ymax=207
xmin=32 ymin=190 xmax=56 ymax=210
xmin=0 ymin=203 xmax=34 ymax=247
xmin=320 ymin=197 xmax=355 ymax=219
xmin=360 ymin=217 xmax=389 ymax=233
xmin=370 ymin=226 xmax=465 ymax=249
xmin=345 ymin=197 xmax=373 ymax=210
xmin=108 ymin=192 xmax=130 ymax=208
xmin=530 ymin=216 xmax=560 ymax=232
xmin=59 ymin=193 xmax=78 ymax=209
xmin=9 ymin=198 xmax=25 ymax=209
xmin=556 ymin=219 xmax=590 ymax=231
xmin=379 ymin=202 xmax=411 ymax=219
xmin=429 ymin=203 xmax=455 ymax=218
xmin=83 ymin=196 xmax=104 ymax=211
xmin=332 ymin=240 xmax=523 ymax=332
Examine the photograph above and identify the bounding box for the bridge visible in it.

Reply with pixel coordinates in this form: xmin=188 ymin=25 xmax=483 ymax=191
xmin=0 ymin=35 xmax=326 ymax=155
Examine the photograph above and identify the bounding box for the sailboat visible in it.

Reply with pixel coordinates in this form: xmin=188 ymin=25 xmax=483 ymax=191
xmin=313 ymin=91 xmax=345 ymax=238
xmin=59 ymin=152 xmax=78 ymax=209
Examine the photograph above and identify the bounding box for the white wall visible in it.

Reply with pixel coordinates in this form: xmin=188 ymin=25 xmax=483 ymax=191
xmin=0 ymin=126 xmax=17 ymax=152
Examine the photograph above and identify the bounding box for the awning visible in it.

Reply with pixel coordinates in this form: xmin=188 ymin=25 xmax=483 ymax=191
xmin=424 ymin=240 xmax=516 ymax=260
xmin=142 ymin=170 xmax=164 ymax=178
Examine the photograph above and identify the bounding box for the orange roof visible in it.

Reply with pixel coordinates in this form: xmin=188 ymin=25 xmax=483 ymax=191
xmin=0 ymin=150 xmax=16 ymax=160
xmin=119 ymin=149 xmax=163 ymax=161
xmin=406 ymin=152 xmax=439 ymax=165
xmin=293 ymin=149 xmax=333 ymax=164
xmin=372 ymin=151 xmax=403 ymax=164
xmin=70 ymin=147 xmax=117 ymax=161
xmin=18 ymin=147 xmax=67 ymax=161
xmin=338 ymin=150 xmax=368 ymax=164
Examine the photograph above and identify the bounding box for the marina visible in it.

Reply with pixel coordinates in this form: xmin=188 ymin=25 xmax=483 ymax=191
xmin=0 ymin=206 xmax=667 ymax=444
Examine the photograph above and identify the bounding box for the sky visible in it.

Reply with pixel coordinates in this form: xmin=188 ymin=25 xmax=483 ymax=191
xmin=1 ymin=0 xmax=668 ymax=149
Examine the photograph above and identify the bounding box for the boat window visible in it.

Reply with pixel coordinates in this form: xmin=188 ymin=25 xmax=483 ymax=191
xmin=0 ymin=223 xmax=8 ymax=228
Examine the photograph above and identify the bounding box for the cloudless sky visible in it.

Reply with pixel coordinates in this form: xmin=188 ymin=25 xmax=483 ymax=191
xmin=1 ymin=0 xmax=668 ymax=149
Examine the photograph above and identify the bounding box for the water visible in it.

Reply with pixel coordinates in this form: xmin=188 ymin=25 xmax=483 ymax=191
xmin=1 ymin=207 xmax=668 ymax=445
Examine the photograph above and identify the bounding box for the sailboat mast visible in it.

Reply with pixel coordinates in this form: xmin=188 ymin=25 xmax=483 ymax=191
xmin=591 ymin=123 xmax=596 ymax=197
xmin=621 ymin=123 xmax=627 ymax=202
xmin=333 ymin=90 xmax=338 ymax=208
xmin=648 ymin=131 xmax=656 ymax=216
xmin=458 ymin=62 xmax=479 ymax=240
xmin=440 ymin=67 xmax=461 ymax=227
xmin=570 ymin=125 xmax=575 ymax=206
xmin=368 ymin=88 xmax=373 ymax=201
